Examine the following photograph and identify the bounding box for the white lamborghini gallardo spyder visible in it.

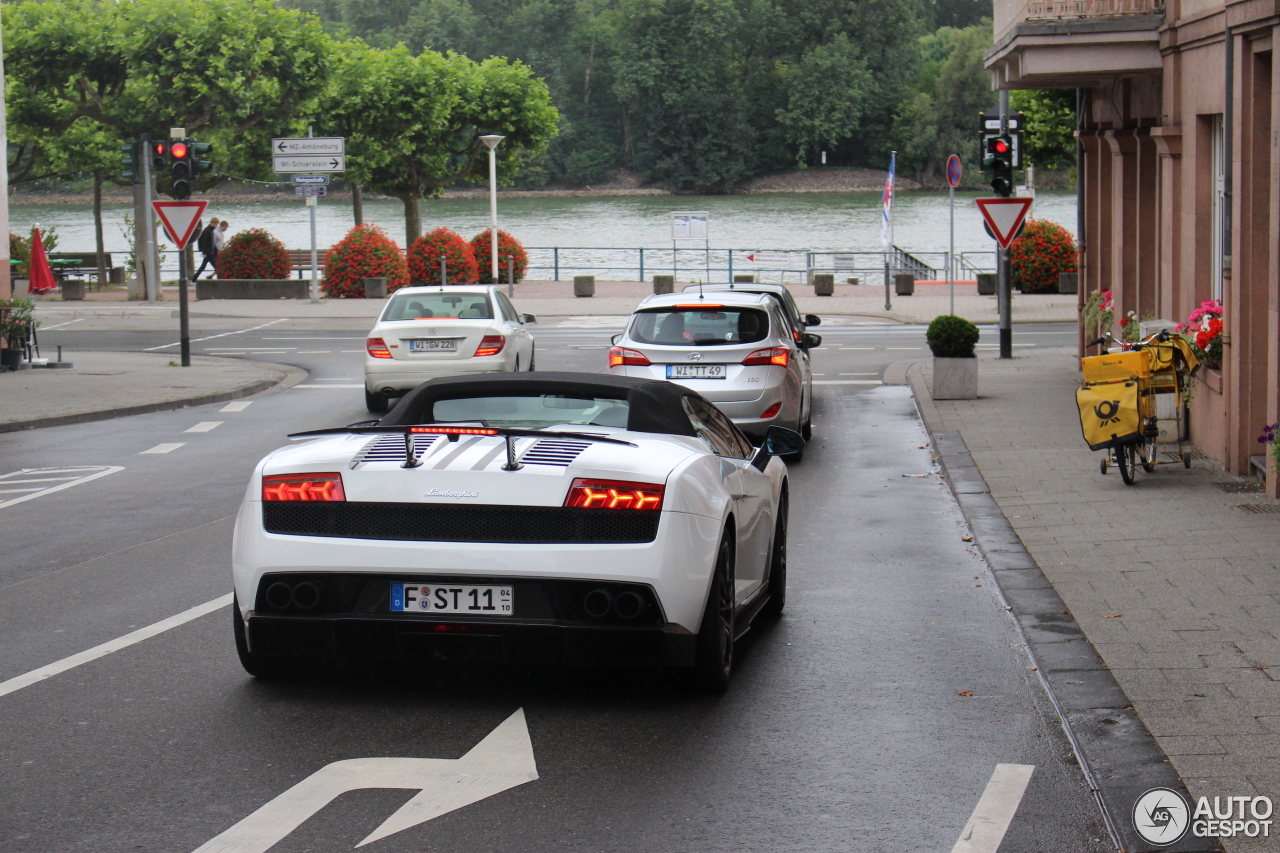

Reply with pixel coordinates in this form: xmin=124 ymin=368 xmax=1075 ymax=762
xmin=231 ymin=372 xmax=803 ymax=689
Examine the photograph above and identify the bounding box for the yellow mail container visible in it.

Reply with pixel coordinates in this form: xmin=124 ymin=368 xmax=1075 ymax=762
xmin=1081 ymin=350 xmax=1152 ymax=384
xmin=1077 ymin=380 xmax=1143 ymax=450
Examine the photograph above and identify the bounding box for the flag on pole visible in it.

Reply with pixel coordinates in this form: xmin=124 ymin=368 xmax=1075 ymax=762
xmin=27 ymin=227 xmax=57 ymax=294
xmin=880 ymin=152 xmax=896 ymax=251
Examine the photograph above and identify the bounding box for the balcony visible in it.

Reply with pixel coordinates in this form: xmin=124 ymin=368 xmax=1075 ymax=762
xmin=989 ymin=0 xmax=1165 ymax=89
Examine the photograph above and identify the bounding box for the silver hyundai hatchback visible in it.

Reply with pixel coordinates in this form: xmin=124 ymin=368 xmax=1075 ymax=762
xmin=608 ymin=291 xmax=820 ymax=441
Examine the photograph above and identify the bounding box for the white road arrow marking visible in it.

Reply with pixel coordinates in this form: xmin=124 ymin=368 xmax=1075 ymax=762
xmin=192 ymin=709 xmax=538 ymax=853
xmin=950 ymin=763 xmax=1035 ymax=853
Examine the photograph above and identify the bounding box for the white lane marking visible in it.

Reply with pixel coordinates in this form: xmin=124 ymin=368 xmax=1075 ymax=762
xmin=839 ymin=347 xmax=874 ymax=350
xmin=261 ymin=336 xmax=365 ymax=340
xmin=296 ymin=351 xmax=331 ymax=354
xmin=950 ymin=764 xmax=1035 ymax=853
xmin=39 ymin=318 xmax=84 ymax=331
xmin=192 ymin=709 xmax=538 ymax=852
xmin=220 ymin=401 xmax=253 ymax=412
xmin=204 ymin=351 xmax=245 ymax=355
xmin=0 ymin=488 xmax=47 ymax=494
xmin=312 ymin=378 xmax=357 ymax=381
xmin=813 ymin=380 xmax=882 ymax=385
xmin=340 ymin=350 xmax=363 ymax=354
xmin=886 ymin=347 xmax=924 ymax=350
xmin=294 ymin=384 xmax=364 ymax=389
xmin=0 ymin=594 xmax=232 ymax=699
xmin=0 ymin=467 xmax=124 ymax=509
xmin=143 ymin=318 xmax=286 ymax=351
xmin=184 ymin=422 xmax=223 ymax=433
xmin=141 ymin=443 xmax=185 ymax=454
xmin=840 ymin=372 xmax=878 ymax=376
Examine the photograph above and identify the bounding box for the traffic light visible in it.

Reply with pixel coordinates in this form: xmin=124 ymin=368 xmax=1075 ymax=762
xmin=985 ymin=134 xmax=1014 ymax=197
xmin=151 ymin=141 xmax=169 ymax=174
xmin=120 ymin=141 xmax=139 ymax=184
xmin=188 ymin=139 xmax=214 ymax=180
xmin=169 ymin=139 xmax=191 ymax=200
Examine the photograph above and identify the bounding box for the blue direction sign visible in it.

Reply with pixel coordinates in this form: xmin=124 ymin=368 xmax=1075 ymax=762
xmin=292 ymin=175 xmax=329 ymax=185
xmin=946 ymin=154 xmax=963 ymax=188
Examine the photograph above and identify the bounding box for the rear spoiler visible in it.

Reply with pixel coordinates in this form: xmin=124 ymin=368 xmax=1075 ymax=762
xmin=287 ymin=423 xmax=635 ymax=471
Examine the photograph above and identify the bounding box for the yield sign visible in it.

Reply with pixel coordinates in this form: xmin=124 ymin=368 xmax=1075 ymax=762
xmin=151 ymin=200 xmax=208 ymax=249
xmin=975 ymin=198 xmax=1033 ymax=249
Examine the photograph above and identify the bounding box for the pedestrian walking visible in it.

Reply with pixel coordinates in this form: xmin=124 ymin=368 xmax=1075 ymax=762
xmin=214 ymin=220 xmax=229 ymax=254
xmin=192 ymin=217 xmax=219 ymax=281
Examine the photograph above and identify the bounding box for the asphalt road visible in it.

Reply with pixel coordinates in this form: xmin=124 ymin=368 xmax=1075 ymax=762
xmin=0 ymin=320 xmax=1109 ymax=853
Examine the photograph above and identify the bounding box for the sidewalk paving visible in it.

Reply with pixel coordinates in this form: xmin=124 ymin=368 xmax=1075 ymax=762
xmin=912 ymin=347 xmax=1279 ymax=853
xmin=29 ymin=279 xmax=1078 ymax=324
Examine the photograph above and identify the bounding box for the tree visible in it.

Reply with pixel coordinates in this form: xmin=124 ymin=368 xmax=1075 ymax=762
xmin=320 ymin=41 xmax=558 ymax=245
xmin=775 ymin=34 xmax=873 ymax=167
xmin=1010 ymin=89 xmax=1077 ymax=169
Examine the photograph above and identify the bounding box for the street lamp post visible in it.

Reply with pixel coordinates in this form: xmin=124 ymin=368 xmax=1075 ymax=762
xmin=480 ymin=135 xmax=505 ymax=284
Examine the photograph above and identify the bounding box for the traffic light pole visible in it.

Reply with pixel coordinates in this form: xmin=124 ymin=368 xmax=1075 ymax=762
xmin=178 ymin=248 xmax=190 ymax=366
xmin=998 ymin=90 xmax=1013 ymax=360
xmin=139 ymin=133 xmax=157 ymax=304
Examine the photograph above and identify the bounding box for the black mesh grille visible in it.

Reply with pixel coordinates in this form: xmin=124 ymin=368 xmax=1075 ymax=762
xmin=263 ymin=502 xmax=660 ymax=543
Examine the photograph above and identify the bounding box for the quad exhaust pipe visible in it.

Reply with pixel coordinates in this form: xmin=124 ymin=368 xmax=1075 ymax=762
xmin=264 ymin=580 xmax=323 ymax=612
xmin=583 ymin=587 xmax=647 ymax=621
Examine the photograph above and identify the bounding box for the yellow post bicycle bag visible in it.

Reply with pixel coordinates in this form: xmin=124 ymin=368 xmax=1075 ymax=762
xmin=1077 ymin=380 xmax=1142 ymax=450
xmin=1081 ymin=349 xmax=1152 ymax=384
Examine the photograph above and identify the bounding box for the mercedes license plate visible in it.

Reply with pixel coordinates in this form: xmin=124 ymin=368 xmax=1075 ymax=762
xmin=409 ymin=338 xmax=458 ymax=352
xmin=667 ymin=364 xmax=727 ymax=379
xmin=391 ymin=583 xmax=512 ymax=615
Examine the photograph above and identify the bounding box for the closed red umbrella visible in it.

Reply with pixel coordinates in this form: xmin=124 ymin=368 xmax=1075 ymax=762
xmin=27 ymin=227 xmax=57 ymax=294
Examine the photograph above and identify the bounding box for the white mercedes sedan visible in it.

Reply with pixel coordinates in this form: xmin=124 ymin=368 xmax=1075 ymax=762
xmin=363 ymin=285 xmax=536 ymax=413
xmin=231 ymin=373 xmax=802 ymax=689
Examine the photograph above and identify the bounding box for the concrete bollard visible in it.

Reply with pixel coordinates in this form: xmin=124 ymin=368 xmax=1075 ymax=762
xmin=363 ymin=277 xmax=388 ymax=299
xmin=574 ymin=275 xmax=595 ymax=297
xmin=733 ymin=274 xmax=755 ymax=283
xmin=847 ymin=277 xmax=860 ymax=286
xmin=653 ymin=275 xmax=674 ymax=294
xmin=812 ymin=273 xmax=835 ymax=296
xmin=59 ymin=280 xmax=86 ymax=301
xmin=894 ymin=273 xmax=915 ymax=296
xmin=1057 ymin=272 xmax=1078 ymax=294
xmin=977 ymin=273 xmax=997 ymax=295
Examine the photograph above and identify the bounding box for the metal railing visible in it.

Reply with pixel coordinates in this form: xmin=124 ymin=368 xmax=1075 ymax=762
xmin=995 ymin=0 xmax=1164 ymax=39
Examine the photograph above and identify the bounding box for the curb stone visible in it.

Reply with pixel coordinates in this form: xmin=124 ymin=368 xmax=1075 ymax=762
xmin=0 ymin=361 xmax=307 ymax=434
xmin=905 ymin=361 xmax=1221 ymax=853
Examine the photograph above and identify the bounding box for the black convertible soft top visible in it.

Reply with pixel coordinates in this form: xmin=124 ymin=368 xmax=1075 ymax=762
xmin=379 ymin=372 xmax=699 ymax=437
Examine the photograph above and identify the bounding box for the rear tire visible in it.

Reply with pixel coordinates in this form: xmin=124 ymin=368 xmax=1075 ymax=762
xmin=694 ymin=535 xmax=735 ymax=691
xmin=365 ymin=388 xmax=388 ymax=415
xmin=762 ymin=493 xmax=788 ymax=616
xmin=801 ymin=415 xmax=812 ymax=442
xmin=233 ymin=596 xmax=282 ymax=679
xmin=1116 ymin=442 xmax=1136 ymax=485
xmin=1140 ymin=437 xmax=1158 ymax=473
xmin=528 ymin=345 xmax=536 ymax=371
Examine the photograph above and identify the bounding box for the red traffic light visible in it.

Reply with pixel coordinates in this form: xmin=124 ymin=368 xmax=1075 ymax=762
xmin=995 ymin=140 xmax=1009 ymax=153
xmin=170 ymin=142 xmax=189 ymax=160
xmin=154 ymin=143 xmax=167 ymax=156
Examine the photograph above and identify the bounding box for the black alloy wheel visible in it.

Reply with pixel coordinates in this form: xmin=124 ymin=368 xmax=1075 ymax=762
xmin=365 ymin=388 xmax=389 ymax=414
xmin=762 ymin=492 xmax=788 ymax=616
xmin=233 ymin=595 xmax=282 ymax=679
xmin=694 ymin=534 xmax=736 ymax=691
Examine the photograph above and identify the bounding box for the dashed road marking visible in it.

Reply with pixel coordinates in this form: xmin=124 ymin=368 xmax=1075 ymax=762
xmin=184 ymin=422 xmax=223 ymax=433
xmin=140 ymin=443 xmax=185 ymax=454
xmin=144 ymin=318 xmax=286 ymax=351
xmin=0 ymin=594 xmax=232 ymax=700
xmin=813 ymin=380 xmax=882 ymax=385
xmin=0 ymin=467 xmax=124 ymax=509
xmin=220 ymin=401 xmax=253 ymax=412
xmin=951 ymin=764 xmax=1035 ymax=853
xmin=295 ymin=384 xmax=364 ymax=389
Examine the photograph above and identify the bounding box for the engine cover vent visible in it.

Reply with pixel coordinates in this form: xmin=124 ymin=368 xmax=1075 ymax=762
xmin=520 ymin=439 xmax=591 ymax=467
xmin=352 ymin=434 xmax=439 ymax=467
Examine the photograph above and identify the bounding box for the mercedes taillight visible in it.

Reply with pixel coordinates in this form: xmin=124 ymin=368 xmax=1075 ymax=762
xmin=367 ymin=337 xmax=392 ymax=358
xmin=608 ymin=347 xmax=651 ymax=367
xmin=742 ymin=346 xmax=790 ymax=367
xmin=262 ymin=473 xmax=346 ymax=502
xmin=474 ymin=335 xmax=505 ymax=357
xmin=565 ymin=479 xmax=664 ymax=510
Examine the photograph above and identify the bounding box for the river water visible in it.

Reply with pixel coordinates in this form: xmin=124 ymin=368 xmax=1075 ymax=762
xmin=10 ymin=189 xmax=1075 ymax=280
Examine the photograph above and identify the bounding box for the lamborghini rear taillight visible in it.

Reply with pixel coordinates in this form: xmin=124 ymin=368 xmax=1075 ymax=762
xmin=565 ymin=479 xmax=664 ymax=510
xmin=367 ymin=337 xmax=392 ymax=358
xmin=475 ymin=335 xmax=505 ymax=357
xmin=608 ymin=347 xmax=651 ymax=367
xmin=742 ymin=346 xmax=790 ymax=367
xmin=262 ymin=473 xmax=346 ymax=502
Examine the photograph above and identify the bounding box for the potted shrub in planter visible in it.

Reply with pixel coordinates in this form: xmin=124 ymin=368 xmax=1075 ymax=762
xmin=927 ymin=314 xmax=980 ymax=400
xmin=0 ymin=297 xmax=38 ymax=370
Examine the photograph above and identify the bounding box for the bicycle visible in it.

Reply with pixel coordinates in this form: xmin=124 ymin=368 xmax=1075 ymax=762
xmin=1077 ymin=329 xmax=1200 ymax=485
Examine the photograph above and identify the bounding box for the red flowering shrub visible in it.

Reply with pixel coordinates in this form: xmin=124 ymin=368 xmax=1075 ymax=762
xmin=1176 ymin=299 xmax=1224 ymax=368
xmin=215 ymin=228 xmax=291 ymax=280
xmin=408 ymin=228 xmax=479 ymax=286
xmin=1010 ymin=218 xmax=1077 ymax=294
xmin=321 ymin=224 xmax=409 ymax=298
xmin=469 ymin=230 xmax=528 ymax=283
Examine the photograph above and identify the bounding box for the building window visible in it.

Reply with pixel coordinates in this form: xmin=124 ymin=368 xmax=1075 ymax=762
xmin=1210 ymin=114 xmax=1224 ymax=300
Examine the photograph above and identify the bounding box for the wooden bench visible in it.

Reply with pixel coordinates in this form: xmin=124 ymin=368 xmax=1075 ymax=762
xmin=287 ymin=249 xmax=331 ymax=279
xmin=46 ymin=252 xmax=125 ymax=286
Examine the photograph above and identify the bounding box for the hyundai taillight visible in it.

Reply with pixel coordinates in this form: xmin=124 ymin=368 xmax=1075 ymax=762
xmin=475 ymin=335 xmax=505 ymax=357
xmin=367 ymin=337 xmax=392 ymax=358
xmin=608 ymin=346 xmax=651 ymax=367
xmin=761 ymin=403 xmax=782 ymax=419
xmin=742 ymin=346 xmax=790 ymax=367
xmin=262 ymin=473 xmax=346 ymax=502
xmin=565 ymin=479 xmax=664 ymax=510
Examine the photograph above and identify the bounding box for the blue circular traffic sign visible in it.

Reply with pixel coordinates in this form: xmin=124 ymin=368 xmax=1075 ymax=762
xmin=946 ymin=155 xmax=962 ymax=188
